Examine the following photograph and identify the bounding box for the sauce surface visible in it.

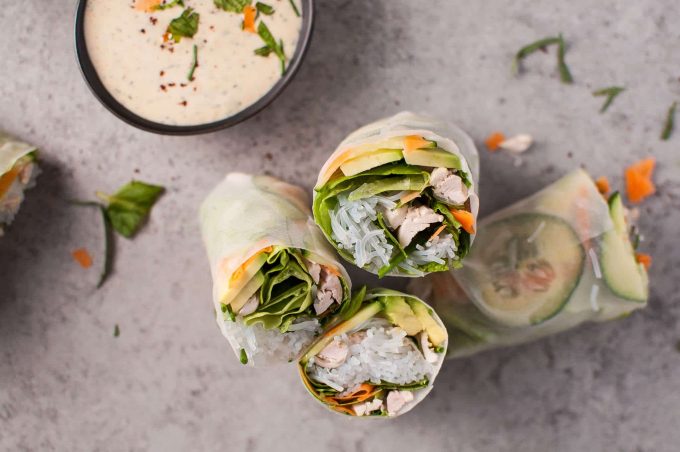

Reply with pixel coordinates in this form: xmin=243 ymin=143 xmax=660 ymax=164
xmin=85 ymin=0 xmax=302 ymax=126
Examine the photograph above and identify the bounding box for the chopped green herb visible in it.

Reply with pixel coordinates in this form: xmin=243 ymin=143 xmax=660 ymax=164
xmin=512 ymin=34 xmax=573 ymax=84
xmin=153 ymin=0 xmax=184 ymax=10
xmin=96 ymin=181 xmax=165 ymax=238
xmin=70 ymin=201 xmax=115 ymax=288
xmin=257 ymin=21 xmax=286 ymax=74
xmin=114 ymin=324 xmax=120 ymax=337
xmin=593 ymin=86 xmax=625 ymax=113
xmin=661 ymin=101 xmax=676 ymax=140
xmin=288 ymin=0 xmax=300 ymax=17
xmin=239 ymin=348 xmax=249 ymax=364
xmin=254 ymin=45 xmax=273 ymax=56
xmin=214 ymin=0 xmax=251 ymax=13
xmin=255 ymin=2 xmax=274 ymax=15
xmin=167 ymin=8 xmax=200 ymax=43
xmin=221 ymin=303 xmax=236 ymax=321
xmin=188 ymin=44 xmax=198 ymax=81
xmin=434 ymin=346 xmax=445 ymax=353
xmin=675 ymin=340 xmax=680 ymax=353
xmin=556 ymin=34 xmax=573 ymax=84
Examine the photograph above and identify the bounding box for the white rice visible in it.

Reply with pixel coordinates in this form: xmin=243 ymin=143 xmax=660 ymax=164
xmin=329 ymin=195 xmax=395 ymax=271
xmin=0 ymin=161 xmax=39 ymax=234
xmin=222 ymin=316 xmax=321 ymax=366
xmin=307 ymin=321 xmax=432 ymax=391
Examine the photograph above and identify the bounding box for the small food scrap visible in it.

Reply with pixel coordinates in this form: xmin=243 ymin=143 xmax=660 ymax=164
xmin=512 ymin=34 xmax=572 ymax=84
xmin=593 ymin=86 xmax=625 ymax=113
xmin=114 ymin=324 xmax=120 ymax=337
xmin=625 ymin=158 xmax=656 ymax=204
xmin=242 ymin=5 xmax=257 ymax=32
xmin=72 ymin=248 xmax=93 ymax=269
xmin=499 ymin=134 xmax=533 ymax=154
xmin=635 ymin=252 xmax=652 ymax=270
xmin=595 ymin=176 xmax=610 ymax=196
xmin=661 ymin=101 xmax=676 ymax=141
xmin=484 ymin=132 xmax=506 ymax=151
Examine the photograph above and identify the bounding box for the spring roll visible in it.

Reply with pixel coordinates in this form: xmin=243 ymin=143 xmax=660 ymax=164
xmin=298 ymin=287 xmax=447 ymax=417
xmin=0 ymin=132 xmax=39 ymax=236
xmin=410 ymin=169 xmax=649 ymax=358
xmin=200 ymin=173 xmax=352 ymax=366
xmin=313 ymin=112 xmax=480 ymax=277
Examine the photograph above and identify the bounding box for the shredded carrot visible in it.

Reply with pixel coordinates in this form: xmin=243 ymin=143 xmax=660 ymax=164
xmin=635 ymin=253 xmax=652 ymax=270
xmin=0 ymin=166 xmax=20 ymax=198
xmin=595 ymin=176 xmax=610 ymax=196
xmin=323 ymin=265 xmax=342 ymax=277
xmin=403 ymin=135 xmax=431 ymax=153
xmin=333 ymin=405 xmax=356 ymax=416
xmin=399 ymin=191 xmax=421 ymax=205
xmin=134 ymin=0 xmax=161 ymax=12
xmin=450 ymin=209 xmax=475 ymax=234
xmin=484 ymin=132 xmax=505 ymax=151
xmin=625 ymin=158 xmax=656 ymax=204
xmin=242 ymin=5 xmax=257 ymax=32
xmin=326 ymin=384 xmax=378 ymax=405
xmin=429 ymin=225 xmax=446 ymax=241
xmin=229 ymin=246 xmax=273 ymax=285
xmin=72 ymin=248 xmax=93 ymax=269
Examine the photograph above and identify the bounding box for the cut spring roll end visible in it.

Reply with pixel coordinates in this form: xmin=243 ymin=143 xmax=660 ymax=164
xmin=0 ymin=133 xmax=39 ymax=237
xmin=313 ymin=113 xmax=479 ymax=278
xmin=298 ymin=288 xmax=448 ymax=418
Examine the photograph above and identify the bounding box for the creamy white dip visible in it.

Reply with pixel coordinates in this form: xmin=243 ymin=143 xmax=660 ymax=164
xmin=84 ymin=0 xmax=302 ymax=126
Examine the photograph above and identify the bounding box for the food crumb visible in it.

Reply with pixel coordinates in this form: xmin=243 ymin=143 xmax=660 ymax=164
xmin=114 ymin=324 xmax=120 ymax=337
xmin=72 ymin=248 xmax=93 ymax=269
xmin=484 ymin=132 xmax=505 ymax=151
xmin=180 ymin=100 xmax=188 ymax=106
xmin=264 ymin=152 xmax=273 ymax=161
xmin=595 ymin=176 xmax=610 ymax=196
xmin=140 ymin=29 xmax=146 ymax=34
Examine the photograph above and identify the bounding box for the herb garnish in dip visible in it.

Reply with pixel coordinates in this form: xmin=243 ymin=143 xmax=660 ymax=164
xmin=84 ymin=0 xmax=303 ymax=126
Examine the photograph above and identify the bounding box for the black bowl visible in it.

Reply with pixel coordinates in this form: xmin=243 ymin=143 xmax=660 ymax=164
xmin=74 ymin=0 xmax=314 ymax=135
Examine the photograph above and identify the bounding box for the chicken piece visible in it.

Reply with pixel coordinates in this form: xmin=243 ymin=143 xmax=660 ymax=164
xmin=315 ymin=339 xmax=349 ymax=369
xmin=348 ymin=331 xmax=367 ymax=345
xmin=499 ymin=134 xmax=533 ymax=154
xmin=430 ymin=168 xmax=469 ymax=205
xmin=314 ymin=267 xmax=343 ymax=315
xmin=353 ymin=398 xmax=383 ymax=416
xmin=419 ymin=331 xmax=438 ymax=363
xmin=397 ymin=206 xmax=443 ymax=247
xmin=381 ymin=205 xmax=408 ymax=229
xmin=303 ymin=258 xmax=321 ymax=285
xmin=238 ymin=295 xmax=259 ymax=316
xmin=386 ymin=390 xmax=415 ymax=416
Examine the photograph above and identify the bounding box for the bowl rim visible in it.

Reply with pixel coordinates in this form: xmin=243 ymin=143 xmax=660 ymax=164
xmin=74 ymin=0 xmax=315 ymax=136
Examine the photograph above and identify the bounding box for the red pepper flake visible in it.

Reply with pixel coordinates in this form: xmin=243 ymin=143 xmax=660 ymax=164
xmin=180 ymin=100 xmax=188 ymax=106
xmin=140 ymin=29 xmax=146 ymax=34
xmin=150 ymin=17 xmax=158 ymax=25
xmin=169 ymin=47 xmax=174 ymax=53
xmin=160 ymin=70 xmax=165 ymax=76
xmin=168 ymin=83 xmax=176 ymax=87
xmin=180 ymin=83 xmax=187 ymax=87
xmin=160 ymin=85 xmax=167 ymax=91
xmin=210 ymin=25 xmax=215 ymax=31
xmin=160 ymin=44 xmax=165 ymax=50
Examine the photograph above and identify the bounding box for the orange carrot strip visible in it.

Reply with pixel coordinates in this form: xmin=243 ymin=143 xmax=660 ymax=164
xmin=450 ymin=209 xmax=475 ymax=234
xmin=595 ymin=176 xmax=610 ymax=196
xmin=629 ymin=158 xmax=656 ymax=179
xmin=230 ymin=246 xmax=273 ymax=285
xmin=72 ymin=248 xmax=93 ymax=269
xmin=329 ymin=384 xmax=375 ymax=401
xmin=635 ymin=253 xmax=652 ymax=270
xmin=0 ymin=166 xmax=20 ymax=198
xmin=625 ymin=158 xmax=656 ymax=204
xmin=403 ymin=135 xmax=430 ymax=153
xmin=333 ymin=405 xmax=356 ymax=415
xmin=134 ymin=0 xmax=161 ymax=12
xmin=429 ymin=225 xmax=446 ymax=241
xmin=484 ymin=132 xmax=505 ymax=151
xmin=243 ymin=5 xmax=257 ymax=33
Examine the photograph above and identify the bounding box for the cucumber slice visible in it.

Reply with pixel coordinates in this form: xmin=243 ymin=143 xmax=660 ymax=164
xmin=600 ymin=193 xmax=648 ymax=302
xmin=465 ymin=213 xmax=585 ymax=327
xmin=403 ymin=147 xmax=462 ymax=169
xmin=339 ymin=149 xmax=404 ymax=177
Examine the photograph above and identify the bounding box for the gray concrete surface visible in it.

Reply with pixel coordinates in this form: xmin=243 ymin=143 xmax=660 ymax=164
xmin=1 ymin=1 xmax=679 ymax=451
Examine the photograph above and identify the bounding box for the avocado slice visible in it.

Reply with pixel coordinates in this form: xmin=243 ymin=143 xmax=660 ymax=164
xmin=229 ymin=271 xmax=265 ymax=314
xmin=222 ymin=253 xmax=268 ymax=305
xmin=407 ymin=300 xmax=447 ymax=347
xmin=383 ymin=296 xmax=422 ymax=336
xmin=600 ymin=192 xmax=648 ymax=302
xmin=348 ymin=174 xmax=429 ymax=201
xmin=340 ymin=149 xmax=404 ymax=177
xmin=403 ymin=147 xmax=461 ymax=169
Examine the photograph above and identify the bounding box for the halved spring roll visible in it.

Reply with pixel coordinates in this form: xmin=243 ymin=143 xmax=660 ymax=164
xmin=0 ymin=132 xmax=39 ymax=236
xmin=298 ymin=287 xmax=447 ymax=417
xmin=200 ymin=173 xmax=352 ymax=366
xmin=313 ymin=111 xmax=480 ymax=277
xmin=410 ymin=169 xmax=649 ymax=358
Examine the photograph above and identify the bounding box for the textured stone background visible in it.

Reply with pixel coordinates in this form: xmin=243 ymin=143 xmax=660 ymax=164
xmin=1 ymin=1 xmax=679 ymax=451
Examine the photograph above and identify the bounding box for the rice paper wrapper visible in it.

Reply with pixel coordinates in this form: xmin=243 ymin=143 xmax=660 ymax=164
xmin=298 ymin=288 xmax=448 ymax=418
xmin=200 ymin=173 xmax=351 ymax=366
xmin=0 ymin=132 xmax=37 ymax=176
xmin=409 ymin=169 xmax=649 ymax=358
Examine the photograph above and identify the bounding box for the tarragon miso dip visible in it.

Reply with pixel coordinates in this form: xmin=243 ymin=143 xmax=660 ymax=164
xmin=84 ymin=0 xmax=303 ymax=126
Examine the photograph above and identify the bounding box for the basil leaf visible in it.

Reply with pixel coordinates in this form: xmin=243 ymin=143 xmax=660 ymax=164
xmin=288 ymin=0 xmax=300 ymax=17
xmin=255 ymin=2 xmax=274 ymax=15
xmin=167 ymin=8 xmax=200 ymax=42
xmin=214 ymin=0 xmax=251 ymax=13
xmin=661 ymin=101 xmax=676 ymax=141
xmin=592 ymin=86 xmax=625 ymax=113
xmin=97 ymin=181 xmax=165 ymax=238
xmin=254 ymin=45 xmax=272 ymax=56
xmin=153 ymin=0 xmax=184 ymax=10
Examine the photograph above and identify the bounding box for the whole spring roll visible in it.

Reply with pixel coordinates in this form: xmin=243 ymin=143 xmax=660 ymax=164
xmin=0 ymin=132 xmax=39 ymax=236
xmin=298 ymin=287 xmax=447 ymax=417
xmin=313 ymin=112 xmax=480 ymax=278
xmin=200 ymin=173 xmax=352 ymax=366
xmin=410 ymin=169 xmax=649 ymax=358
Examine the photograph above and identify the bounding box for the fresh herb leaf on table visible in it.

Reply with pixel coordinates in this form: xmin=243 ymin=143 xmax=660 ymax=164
xmin=167 ymin=8 xmax=200 ymax=42
xmin=153 ymin=0 xmax=185 ymax=10
xmin=96 ymin=181 xmax=165 ymax=238
xmin=214 ymin=0 xmax=251 ymax=13
xmin=661 ymin=101 xmax=676 ymax=140
xmin=593 ymin=86 xmax=625 ymax=113
xmin=114 ymin=324 xmax=120 ymax=337
xmin=513 ymin=34 xmax=573 ymax=84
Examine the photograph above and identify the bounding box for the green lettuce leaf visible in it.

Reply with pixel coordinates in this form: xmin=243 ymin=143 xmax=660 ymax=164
xmin=167 ymin=8 xmax=199 ymax=42
xmin=96 ymin=181 xmax=165 ymax=238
